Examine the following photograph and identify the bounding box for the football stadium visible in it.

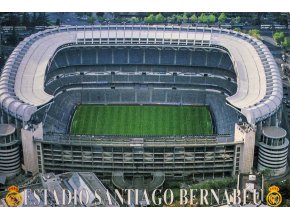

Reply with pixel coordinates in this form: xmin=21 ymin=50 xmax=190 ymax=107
xmin=0 ymin=25 xmax=288 ymax=188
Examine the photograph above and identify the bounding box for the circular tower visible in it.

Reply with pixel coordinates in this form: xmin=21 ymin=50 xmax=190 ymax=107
xmin=258 ymin=126 xmax=289 ymax=176
xmin=0 ymin=124 xmax=21 ymax=178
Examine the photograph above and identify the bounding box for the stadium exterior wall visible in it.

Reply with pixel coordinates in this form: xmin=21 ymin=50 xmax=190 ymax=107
xmin=18 ymin=123 xmax=256 ymax=181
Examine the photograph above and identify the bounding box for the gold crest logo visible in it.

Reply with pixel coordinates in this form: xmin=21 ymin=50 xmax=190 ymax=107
xmin=266 ymin=185 xmax=282 ymax=207
xmin=5 ymin=185 xmax=22 ymax=207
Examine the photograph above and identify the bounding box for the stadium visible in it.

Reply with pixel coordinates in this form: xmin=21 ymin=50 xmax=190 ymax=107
xmin=0 ymin=25 xmax=288 ymax=188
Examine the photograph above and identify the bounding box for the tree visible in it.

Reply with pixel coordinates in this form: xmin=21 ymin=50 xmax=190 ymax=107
xmin=183 ymin=12 xmax=191 ymax=17
xmin=248 ymin=29 xmax=261 ymax=39
xmin=7 ymin=13 xmax=20 ymax=26
xmin=155 ymin=13 xmax=165 ymax=23
xmin=55 ymin=18 xmax=61 ymax=26
xmin=198 ymin=13 xmax=208 ymax=23
xmin=31 ymin=12 xmax=37 ymax=26
xmin=35 ymin=13 xmax=49 ymax=26
xmin=208 ymin=14 xmax=216 ymax=24
xmin=85 ymin=12 xmax=93 ymax=17
xmin=273 ymin=13 xmax=288 ymax=26
xmin=167 ymin=15 xmax=175 ymax=23
xmin=96 ymin=12 xmax=104 ymax=17
xmin=273 ymin=31 xmax=285 ymax=45
xmin=22 ymin=12 xmax=30 ymax=26
xmin=235 ymin=16 xmax=241 ymax=23
xmin=129 ymin=17 xmax=139 ymax=24
xmin=233 ymin=27 xmax=241 ymax=32
xmin=87 ymin=16 xmax=96 ymax=25
xmin=253 ymin=13 xmax=262 ymax=26
xmin=176 ymin=14 xmax=183 ymax=24
xmin=7 ymin=27 xmax=19 ymax=46
xmin=261 ymin=169 xmax=272 ymax=178
xmin=144 ymin=14 xmax=155 ymax=23
xmin=115 ymin=17 xmax=124 ymax=23
xmin=218 ymin=12 xmax=227 ymax=24
xmin=182 ymin=13 xmax=188 ymax=23
xmin=190 ymin=14 xmax=197 ymax=23
xmin=75 ymin=12 xmax=84 ymax=18
xmin=282 ymin=37 xmax=290 ymax=50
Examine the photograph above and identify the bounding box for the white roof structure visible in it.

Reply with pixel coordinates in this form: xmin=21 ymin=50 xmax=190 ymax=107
xmin=0 ymin=25 xmax=282 ymax=124
xmin=0 ymin=124 xmax=15 ymax=136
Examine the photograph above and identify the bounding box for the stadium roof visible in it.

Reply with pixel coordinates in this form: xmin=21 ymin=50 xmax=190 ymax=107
xmin=0 ymin=25 xmax=282 ymax=124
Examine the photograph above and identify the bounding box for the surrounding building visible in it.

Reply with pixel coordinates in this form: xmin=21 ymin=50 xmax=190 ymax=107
xmin=258 ymin=126 xmax=289 ymax=176
xmin=0 ymin=172 xmax=119 ymax=207
xmin=0 ymin=124 xmax=21 ymax=178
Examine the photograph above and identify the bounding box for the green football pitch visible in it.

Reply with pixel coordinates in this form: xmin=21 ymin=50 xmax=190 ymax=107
xmin=70 ymin=105 xmax=213 ymax=136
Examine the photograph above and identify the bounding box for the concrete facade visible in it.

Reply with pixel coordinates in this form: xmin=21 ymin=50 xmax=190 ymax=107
xmin=0 ymin=124 xmax=21 ymax=177
xmin=258 ymin=126 xmax=289 ymax=176
xmin=234 ymin=123 xmax=256 ymax=174
xmin=21 ymin=123 xmax=43 ymax=175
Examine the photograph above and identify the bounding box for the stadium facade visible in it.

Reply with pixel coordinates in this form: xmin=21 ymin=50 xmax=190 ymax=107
xmin=0 ymin=25 xmax=288 ymax=185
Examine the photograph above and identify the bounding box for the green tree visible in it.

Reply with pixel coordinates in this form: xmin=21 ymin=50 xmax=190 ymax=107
xmin=248 ymin=29 xmax=261 ymax=39
xmin=176 ymin=14 xmax=183 ymax=24
xmin=85 ymin=12 xmax=93 ymax=17
xmin=98 ymin=16 xmax=105 ymax=23
xmin=235 ymin=16 xmax=241 ymax=23
xmin=75 ymin=12 xmax=84 ymax=18
xmin=285 ymin=200 xmax=290 ymax=207
xmin=198 ymin=13 xmax=208 ymax=23
xmin=155 ymin=13 xmax=165 ymax=23
xmin=167 ymin=15 xmax=175 ymax=23
xmin=273 ymin=31 xmax=285 ymax=45
xmin=87 ymin=16 xmax=96 ymax=25
xmin=182 ymin=13 xmax=188 ymax=23
xmin=7 ymin=13 xmax=20 ymax=26
xmin=233 ymin=27 xmax=241 ymax=32
xmin=218 ymin=12 xmax=227 ymax=24
xmin=31 ymin=12 xmax=37 ymax=26
xmin=273 ymin=13 xmax=288 ymax=26
xmin=129 ymin=17 xmax=139 ymax=24
xmin=190 ymin=14 xmax=197 ymax=23
xmin=253 ymin=13 xmax=262 ymax=26
xmin=22 ymin=12 xmax=30 ymax=26
xmin=36 ymin=13 xmax=49 ymax=26
xmin=55 ymin=18 xmax=61 ymax=26
xmin=261 ymin=169 xmax=272 ymax=178
xmin=208 ymin=14 xmax=216 ymax=24
xmin=144 ymin=14 xmax=155 ymax=23
xmin=282 ymin=37 xmax=290 ymax=50
xmin=7 ymin=27 xmax=19 ymax=46
xmin=96 ymin=12 xmax=104 ymax=17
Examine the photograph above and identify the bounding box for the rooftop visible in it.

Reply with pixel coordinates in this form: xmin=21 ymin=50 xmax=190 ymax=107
xmin=0 ymin=25 xmax=282 ymax=124
xmin=262 ymin=126 xmax=287 ymax=139
xmin=0 ymin=124 xmax=15 ymax=136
